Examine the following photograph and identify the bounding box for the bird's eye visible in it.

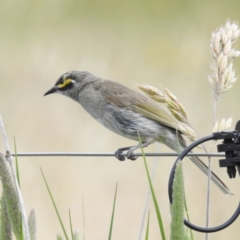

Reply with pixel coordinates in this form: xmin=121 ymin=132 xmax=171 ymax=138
xmin=57 ymin=79 xmax=73 ymax=89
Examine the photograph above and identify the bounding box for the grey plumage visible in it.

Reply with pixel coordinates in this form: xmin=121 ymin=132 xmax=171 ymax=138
xmin=44 ymin=70 xmax=231 ymax=195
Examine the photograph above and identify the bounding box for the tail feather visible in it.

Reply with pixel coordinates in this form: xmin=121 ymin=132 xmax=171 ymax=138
xmin=189 ymin=156 xmax=232 ymax=195
xmin=156 ymin=129 xmax=232 ymax=195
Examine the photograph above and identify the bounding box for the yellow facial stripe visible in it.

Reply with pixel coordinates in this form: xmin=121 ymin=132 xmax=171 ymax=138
xmin=57 ymin=79 xmax=72 ymax=88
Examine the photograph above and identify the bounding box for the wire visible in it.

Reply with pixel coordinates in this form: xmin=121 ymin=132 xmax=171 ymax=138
xmin=168 ymin=132 xmax=240 ymax=233
xmin=10 ymin=152 xmax=225 ymax=157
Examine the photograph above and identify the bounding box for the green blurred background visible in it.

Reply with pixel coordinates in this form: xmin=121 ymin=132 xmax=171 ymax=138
xmin=1 ymin=0 xmax=240 ymax=239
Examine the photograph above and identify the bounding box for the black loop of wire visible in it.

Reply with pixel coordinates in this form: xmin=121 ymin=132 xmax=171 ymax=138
xmin=168 ymin=134 xmax=240 ymax=233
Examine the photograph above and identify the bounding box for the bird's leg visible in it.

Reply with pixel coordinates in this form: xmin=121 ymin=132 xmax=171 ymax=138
xmin=115 ymin=146 xmax=136 ymax=161
xmin=126 ymin=140 xmax=154 ymax=160
xmin=115 ymin=139 xmax=154 ymax=161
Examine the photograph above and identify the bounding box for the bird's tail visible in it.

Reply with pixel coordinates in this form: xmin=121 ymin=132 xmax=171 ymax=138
xmin=160 ymin=131 xmax=232 ymax=195
xmin=188 ymin=155 xmax=232 ymax=195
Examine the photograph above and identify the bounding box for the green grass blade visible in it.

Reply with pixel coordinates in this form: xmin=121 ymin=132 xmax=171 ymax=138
xmin=57 ymin=234 xmax=64 ymax=240
xmin=184 ymin=197 xmax=194 ymax=240
xmin=13 ymin=136 xmax=20 ymax=188
xmin=28 ymin=209 xmax=37 ymax=240
xmin=13 ymin=137 xmax=24 ymax=240
xmin=40 ymin=168 xmax=69 ymax=240
xmin=108 ymin=183 xmax=118 ymax=240
xmin=69 ymin=209 xmax=74 ymax=240
xmin=0 ymin=192 xmax=12 ymax=240
xmin=138 ymin=133 xmax=166 ymax=240
xmin=145 ymin=210 xmax=150 ymax=240
xmin=170 ymin=161 xmax=186 ymax=240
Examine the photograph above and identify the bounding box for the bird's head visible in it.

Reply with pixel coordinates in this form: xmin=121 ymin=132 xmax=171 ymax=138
xmin=44 ymin=71 xmax=93 ymax=98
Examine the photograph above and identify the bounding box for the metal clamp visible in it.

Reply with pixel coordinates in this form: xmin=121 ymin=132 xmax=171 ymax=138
xmin=168 ymin=130 xmax=240 ymax=233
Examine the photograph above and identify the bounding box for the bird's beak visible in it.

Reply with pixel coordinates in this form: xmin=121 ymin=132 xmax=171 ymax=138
xmin=44 ymin=87 xmax=57 ymax=96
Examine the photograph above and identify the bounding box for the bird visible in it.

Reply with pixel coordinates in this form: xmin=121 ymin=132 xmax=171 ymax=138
xmin=44 ymin=70 xmax=231 ymax=195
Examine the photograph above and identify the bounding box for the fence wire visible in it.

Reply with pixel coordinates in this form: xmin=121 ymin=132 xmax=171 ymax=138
xmin=10 ymin=152 xmax=225 ymax=157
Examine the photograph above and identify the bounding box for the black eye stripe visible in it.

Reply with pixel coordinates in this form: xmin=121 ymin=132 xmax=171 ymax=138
xmin=57 ymin=79 xmax=74 ymax=91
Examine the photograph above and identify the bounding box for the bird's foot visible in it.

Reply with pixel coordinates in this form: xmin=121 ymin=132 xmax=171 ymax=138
xmin=115 ymin=148 xmax=126 ymax=161
xmin=115 ymin=140 xmax=153 ymax=161
xmin=126 ymin=147 xmax=138 ymax=160
xmin=115 ymin=146 xmax=138 ymax=161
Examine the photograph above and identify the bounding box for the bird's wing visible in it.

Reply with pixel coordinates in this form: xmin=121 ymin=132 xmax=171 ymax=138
xmin=94 ymin=80 xmax=178 ymax=130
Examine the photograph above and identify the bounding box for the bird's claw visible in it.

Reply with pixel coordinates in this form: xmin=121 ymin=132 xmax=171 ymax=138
xmin=115 ymin=147 xmax=138 ymax=161
xmin=115 ymin=149 xmax=126 ymax=161
xmin=128 ymin=154 xmax=138 ymax=160
xmin=126 ymin=148 xmax=138 ymax=160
